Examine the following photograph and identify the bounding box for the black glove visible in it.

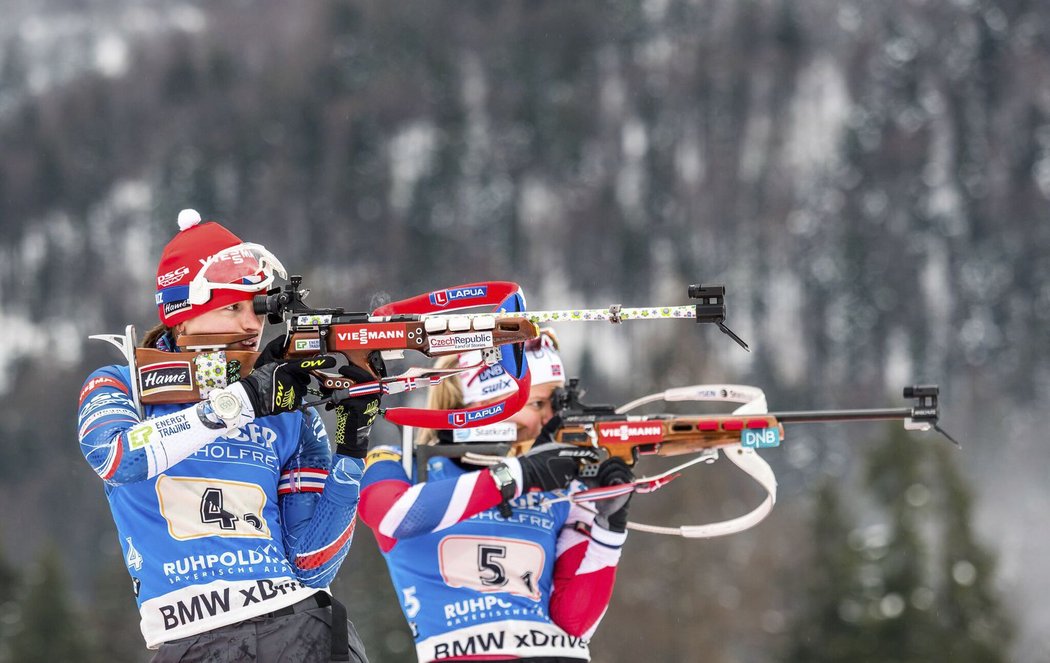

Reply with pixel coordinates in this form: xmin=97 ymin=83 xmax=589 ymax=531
xmin=330 ymin=355 xmax=386 ymax=458
xmin=238 ymin=354 xmax=335 ymax=418
xmin=254 ymin=334 xmax=288 ymax=365
xmin=593 ymin=457 xmax=634 ymax=533
xmin=517 ymin=440 xmax=600 ymax=493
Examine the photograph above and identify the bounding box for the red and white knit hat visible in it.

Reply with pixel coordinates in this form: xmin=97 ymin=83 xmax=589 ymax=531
xmin=154 ymin=209 xmax=282 ymax=326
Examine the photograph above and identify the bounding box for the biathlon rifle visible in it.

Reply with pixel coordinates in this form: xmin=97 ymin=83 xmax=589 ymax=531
xmin=551 ymin=380 xmax=958 ymax=465
xmin=536 ymin=380 xmax=959 ymax=538
xmin=92 ymin=279 xmax=747 ymax=429
xmin=92 ymin=279 xmax=538 ymax=428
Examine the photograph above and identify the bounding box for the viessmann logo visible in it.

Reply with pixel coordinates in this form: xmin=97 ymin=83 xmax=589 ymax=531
xmin=597 ymin=422 xmax=663 ymax=442
xmin=335 ymin=325 xmax=406 ymax=347
xmin=448 ymin=403 xmax=506 ymax=427
xmin=429 ymin=286 xmax=488 ymax=307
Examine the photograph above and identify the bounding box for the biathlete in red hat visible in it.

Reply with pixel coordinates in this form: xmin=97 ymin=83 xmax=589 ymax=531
xmin=77 ymin=210 xmax=371 ymax=662
xmin=358 ymin=331 xmax=634 ymax=662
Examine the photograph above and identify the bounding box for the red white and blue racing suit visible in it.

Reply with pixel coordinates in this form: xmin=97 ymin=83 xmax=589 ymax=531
xmin=77 ymin=334 xmax=363 ymax=649
xmin=359 ymin=446 xmax=626 ymax=662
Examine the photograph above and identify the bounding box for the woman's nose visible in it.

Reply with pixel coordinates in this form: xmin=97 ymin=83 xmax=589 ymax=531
xmin=241 ymin=307 xmax=263 ymax=332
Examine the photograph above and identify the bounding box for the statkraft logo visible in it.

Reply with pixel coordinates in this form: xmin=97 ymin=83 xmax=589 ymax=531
xmin=448 ymin=403 xmax=506 ymax=428
xmin=429 ymin=285 xmax=488 ymax=307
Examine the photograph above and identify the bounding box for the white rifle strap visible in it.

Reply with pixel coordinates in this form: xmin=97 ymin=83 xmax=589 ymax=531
xmin=618 ymin=384 xmax=779 ymax=539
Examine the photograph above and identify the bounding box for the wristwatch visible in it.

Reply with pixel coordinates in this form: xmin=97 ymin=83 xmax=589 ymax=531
xmin=209 ymin=387 xmax=243 ymax=427
xmin=489 ymin=463 xmax=517 ymax=503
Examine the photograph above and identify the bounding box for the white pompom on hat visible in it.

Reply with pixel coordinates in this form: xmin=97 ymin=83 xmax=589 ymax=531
xmin=177 ymin=208 xmax=202 ymax=231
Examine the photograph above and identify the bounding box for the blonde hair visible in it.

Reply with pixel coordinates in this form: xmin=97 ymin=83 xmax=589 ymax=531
xmin=415 ymin=354 xmax=466 ymax=446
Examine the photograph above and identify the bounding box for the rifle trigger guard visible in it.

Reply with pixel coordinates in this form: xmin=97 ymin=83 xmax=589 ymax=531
xmin=698 ymin=448 xmax=719 ymax=464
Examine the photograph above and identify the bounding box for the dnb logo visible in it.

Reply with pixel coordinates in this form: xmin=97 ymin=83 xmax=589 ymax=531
xmin=429 ymin=286 xmax=488 ymax=307
xmin=448 ymin=403 xmax=506 ymax=428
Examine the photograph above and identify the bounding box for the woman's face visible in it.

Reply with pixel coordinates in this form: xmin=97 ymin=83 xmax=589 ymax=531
xmin=506 ymin=382 xmax=560 ymax=442
xmin=176 ymin=300 xmax=264 ymax=350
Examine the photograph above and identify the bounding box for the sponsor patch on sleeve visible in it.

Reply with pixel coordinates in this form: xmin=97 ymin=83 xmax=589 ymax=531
xmin=365 ymin=449 xmax=402 ymax=468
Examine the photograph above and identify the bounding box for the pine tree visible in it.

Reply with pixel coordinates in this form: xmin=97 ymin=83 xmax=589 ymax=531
xmin=8 ymin=547 xmax=89 ymax=663
xmin=0 ymin=531 xmax=20 ymax=663
xmin=786 ymin=481 xmax=873 ymax=662
xmin=860 ymin=425 xmax=942 ymax=662
xmin=785 ymin=425 xmax=1015 ymax=663
xmin=933 ymin=445 xmax=1014 ymax=662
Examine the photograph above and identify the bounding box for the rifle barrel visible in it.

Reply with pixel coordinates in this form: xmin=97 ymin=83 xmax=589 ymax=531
xmin=772 ymin=407 xmax=913 ymax=424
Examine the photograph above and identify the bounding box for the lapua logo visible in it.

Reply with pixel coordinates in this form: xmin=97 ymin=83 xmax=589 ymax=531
xmin=429 ymin=286 xmax=488 ymax=307
xmin=448 ymin=403 xmax=506 ymax=428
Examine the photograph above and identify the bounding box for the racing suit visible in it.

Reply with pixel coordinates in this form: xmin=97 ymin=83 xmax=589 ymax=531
xmin=77 ymin=334 xmax=364 ymax=649
xmin=359 ymin=447 xmax=626 ymax=662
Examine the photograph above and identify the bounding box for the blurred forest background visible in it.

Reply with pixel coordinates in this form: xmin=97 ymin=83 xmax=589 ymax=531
xmin=1 ymin=0 xmax=1048 ymax=661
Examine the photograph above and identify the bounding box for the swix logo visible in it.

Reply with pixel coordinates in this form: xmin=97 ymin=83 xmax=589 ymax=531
xmin=449 ymin=403 xmax=506 ymax=428
xmin=157 ymin=266 xmax=190 ymax=287
xmin=79 ymin=376 xmax=128 ymax=406
xmin=139 ymin=362 xmax=192 ymax=396
xmin=597 ymin=422 xmax=663 ymax=442
xmin=429 ymin=286 xmax=488 ymax=307
xmin=333 ymin=324 xmax=406 ymax=349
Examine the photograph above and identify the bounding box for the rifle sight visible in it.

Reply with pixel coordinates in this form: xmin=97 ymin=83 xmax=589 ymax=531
xmin=253 ymin=275 xmax=344 ymax=324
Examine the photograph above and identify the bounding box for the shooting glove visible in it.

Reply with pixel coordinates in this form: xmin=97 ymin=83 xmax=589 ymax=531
xmin=516 ymin=441 xmax=600 ymax=493
xmin=330 ymin=354 xmax=386 ymax=458
xmin=236 ymin=355 xmax=336 ymax=418
xmin=593 ymin=457 xmax=634 ymax=533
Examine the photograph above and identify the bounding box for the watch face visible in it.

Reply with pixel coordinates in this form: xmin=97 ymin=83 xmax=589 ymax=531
xmin=491 ymin=464 xmax=514 ymax=490
xmin=211 ymin=391 xmax=241 ymax=420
